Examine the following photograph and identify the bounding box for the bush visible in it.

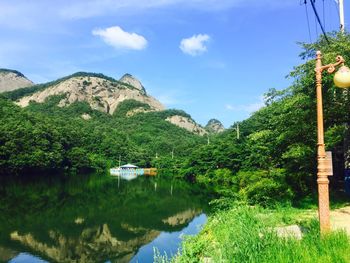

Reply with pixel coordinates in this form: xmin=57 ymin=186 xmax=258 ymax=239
xmin=234 ymin=169 xmax=294 ymax=206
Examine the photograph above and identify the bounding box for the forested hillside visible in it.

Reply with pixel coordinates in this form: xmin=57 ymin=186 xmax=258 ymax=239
xmin=176 ymin=33 xmax=350 ymax=204
xmin=0 ymin=97 xmax=204 ymax=175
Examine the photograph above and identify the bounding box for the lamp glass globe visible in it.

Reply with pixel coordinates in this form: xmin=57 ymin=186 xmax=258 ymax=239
xmin=334 ymin=66 xmax=350 ymax=88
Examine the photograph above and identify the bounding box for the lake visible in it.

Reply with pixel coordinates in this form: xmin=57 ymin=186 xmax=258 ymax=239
xmin=0 ymin=174 xmax=210 ymax=262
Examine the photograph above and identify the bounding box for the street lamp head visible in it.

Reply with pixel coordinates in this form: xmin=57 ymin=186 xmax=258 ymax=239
xmin=334 ymin=65 xmax=350 ymax=88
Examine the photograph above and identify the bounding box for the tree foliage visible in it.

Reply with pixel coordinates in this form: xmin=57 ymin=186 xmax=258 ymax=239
xmin=0 ymin=97 xmax=204 ymax=175
xmin=177 ymin=32 xmax=350 ymax=204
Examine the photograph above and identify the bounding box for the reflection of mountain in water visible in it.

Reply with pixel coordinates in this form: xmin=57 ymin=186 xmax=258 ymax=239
xmin=0 ymin=175 xmax=208 ymax=262
xmin=10 ymin=224 xmax=160 ymax=263
xmin=162 ymin=208 xmax=202 ymax=226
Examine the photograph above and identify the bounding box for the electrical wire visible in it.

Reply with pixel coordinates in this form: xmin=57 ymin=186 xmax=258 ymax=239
xmin=305 ymin=1 xmax=313 ymax=43
xmin=315 ymin=11 xmax=319 ymax=36
xmin=310 ymin=0 xmax=330 ymax=44
xmin=329 ymin=0 xmax=333 ymax=31
xmin=322 ymin=0 xmax=326 ymax=31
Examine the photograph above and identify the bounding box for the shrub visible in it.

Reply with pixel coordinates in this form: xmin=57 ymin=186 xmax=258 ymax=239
xmin=234 ymin=169 xmax=294 ymax=206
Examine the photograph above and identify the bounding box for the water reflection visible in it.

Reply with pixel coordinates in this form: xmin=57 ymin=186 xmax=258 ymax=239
xmin=0 ymin=174 xmax=209 ymax=262
xmin=131 ymin=214 xmax=207 ymax=263
xmin=9 ymin=252 xmax=47 ymax=263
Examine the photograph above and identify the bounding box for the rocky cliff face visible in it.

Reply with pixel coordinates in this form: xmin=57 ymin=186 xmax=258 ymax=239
xmin=15 ymin=73 xmax=164 ymax=114
xmin=166 ymin=115 xmax=207 ymax=135
xmin=205 ymin=118 xmax=225 ymax=133
xmin=0 ymin=69 xmax=33 ymax=93
xmin=119 ymin=73 xmax=146 ymax=94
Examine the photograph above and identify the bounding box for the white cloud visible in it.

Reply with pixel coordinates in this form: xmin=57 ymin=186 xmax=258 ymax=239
xmin=92 ymin=26 xmax=147 ymax=50
xmin=225 ymin=97 xmax=264 ymax=113
xmin=225 ymin=104 xmax=234 ymax=110
xmin=180 ymin=34 xmax=210 ymax=56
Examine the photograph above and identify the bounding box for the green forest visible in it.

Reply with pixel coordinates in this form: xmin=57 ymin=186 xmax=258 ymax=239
xmin=1 ymin=33 xmax=350 ymax=206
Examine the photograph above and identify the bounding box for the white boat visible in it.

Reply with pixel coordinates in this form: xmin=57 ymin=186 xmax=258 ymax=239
xmin=110 ymin=164 xmax=144 ymax=181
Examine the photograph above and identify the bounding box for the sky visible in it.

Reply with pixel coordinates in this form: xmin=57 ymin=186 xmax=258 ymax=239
xmin=0 ymin=0 xmax=349 ymax=127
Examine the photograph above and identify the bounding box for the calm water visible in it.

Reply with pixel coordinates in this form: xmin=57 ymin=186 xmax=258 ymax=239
xmin=0 ymin=174 xmax=209 ymax=262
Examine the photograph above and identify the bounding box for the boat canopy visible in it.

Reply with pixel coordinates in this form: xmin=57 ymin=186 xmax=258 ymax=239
xmin=120 ymin=164 xmax=139 ymax=169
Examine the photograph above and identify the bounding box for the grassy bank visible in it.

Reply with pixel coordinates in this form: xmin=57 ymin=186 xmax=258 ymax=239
xmin=155 ymin=204 xmax=350 ymax=263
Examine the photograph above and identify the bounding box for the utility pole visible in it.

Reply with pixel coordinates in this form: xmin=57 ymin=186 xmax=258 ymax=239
xmin=236 ymin=123 xmax=240 ymax=140
xmin=339 ymin=0 xmax=345 ymax=33
xmin=207 ymin=135 xmax=210 ymax=145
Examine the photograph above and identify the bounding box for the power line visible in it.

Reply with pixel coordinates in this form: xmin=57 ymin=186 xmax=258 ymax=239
xmin=309 ymin=0 xmax=330 ymax=44
xmin=328 ymin=0 xmax=333 ymax=31
xmin=322 ymin=0 xmax=326 ymax=31
xmin=315 ymin=10 xmax=319 ymax=36
xmin=304 ymin=1 xmax=313 ymax=43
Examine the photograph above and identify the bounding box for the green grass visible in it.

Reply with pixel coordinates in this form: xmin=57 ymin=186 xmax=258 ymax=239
xmin=156 ymin=205 xmax=350 ymax=263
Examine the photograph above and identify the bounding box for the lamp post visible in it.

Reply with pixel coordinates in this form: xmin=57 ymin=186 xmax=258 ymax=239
xmin=315 ymin=51 xmax=350 ymax=235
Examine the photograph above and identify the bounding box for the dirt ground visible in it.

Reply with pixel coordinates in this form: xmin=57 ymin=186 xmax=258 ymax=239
xmin=331 ymin=206 xmax=350 ymax=235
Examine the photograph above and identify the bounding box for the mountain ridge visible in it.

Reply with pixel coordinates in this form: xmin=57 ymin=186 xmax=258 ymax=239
xmin=1 ymin=70 xmax=207 ymax=135
xmin=13 ymin=72 xmax=164 ymax=115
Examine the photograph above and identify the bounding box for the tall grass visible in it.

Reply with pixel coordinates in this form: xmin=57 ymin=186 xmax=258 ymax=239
xmin=156 ymin=206 xmax=350 ymax=263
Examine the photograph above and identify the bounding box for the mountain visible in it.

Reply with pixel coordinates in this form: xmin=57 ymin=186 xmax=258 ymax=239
xmin=3 ymin=71 xmax=206 ymax=135
xmin=0 ymin=70 xmax=211 ymax=174
xmin=14 ymin=72 xmax=164 ymax=115
xmin=0 ymin=69 xmax=33 ymax=93
xmin=205 ymin=119 xmax=225 ymax=133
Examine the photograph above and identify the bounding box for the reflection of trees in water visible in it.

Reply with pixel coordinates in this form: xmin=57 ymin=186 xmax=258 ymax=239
xmin=0 ymin=175 xmax=208 ymax=262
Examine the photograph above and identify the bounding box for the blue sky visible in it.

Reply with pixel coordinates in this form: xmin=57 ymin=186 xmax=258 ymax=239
xmin=0 ymin=0 xmax=348 ymax=127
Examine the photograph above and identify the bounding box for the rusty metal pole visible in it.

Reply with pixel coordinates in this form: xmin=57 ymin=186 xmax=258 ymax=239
xmin=314 ymin=51 xmax=349 ymax=234
xmin=315 ymin=51 xmax=331 ymax=235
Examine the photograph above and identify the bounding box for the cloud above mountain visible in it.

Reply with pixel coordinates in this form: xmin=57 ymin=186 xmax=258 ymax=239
xmin=92 ymin=26 xmax=147 ymax=50
xmin=180 ymin=34 xmax=210 ymax=56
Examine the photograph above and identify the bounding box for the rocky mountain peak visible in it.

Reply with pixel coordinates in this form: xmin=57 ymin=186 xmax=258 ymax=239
xmin=7 ymin=70 xmax=206 ymax=136
xmin=15 ymin=72 xmax=164 ymax=115
xmin=0 ymin=69 xmax=34 ymax=93
xmin=205 ymin=119 xmax=225 ymax=133
xmin=119 ymin=74 xmax=146 ymax=94
xmin=166 ymin=115 xmax=207 ymax=136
